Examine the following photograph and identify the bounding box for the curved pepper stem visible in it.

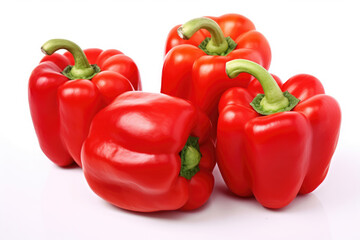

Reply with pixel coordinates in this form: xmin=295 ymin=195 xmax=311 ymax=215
xmin=179 ymin=136 xmax=202 ymax=180
xmin=226 ymin=59 xmax=300 ymax=115
xmin=41 ymin=39 xmax=100 ymax=80
xmin=178 ymin=17 xmax=235 ymax=56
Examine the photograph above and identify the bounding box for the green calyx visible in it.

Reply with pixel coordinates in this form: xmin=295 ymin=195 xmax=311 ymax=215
xmin=179 ymin=136 xmax=202 ymax=180
xmin=199 ymin=36 xmax=237 ymax=56
xmin=62 ymin=64 xmax=100 ymax=80
xmin=41 ymin=39 xmax=100 ymax=80
xmin=177 ymin=17 xmax=236 ymax=56
xmin=226 ymin=59 xmax=300 ymax=115
xmin=250 ymin=91 xmax=300 ymax=115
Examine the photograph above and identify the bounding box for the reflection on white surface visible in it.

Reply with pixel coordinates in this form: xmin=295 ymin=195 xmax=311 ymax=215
xmin=40 ymin=164 xmax=333 ymax=239
xmin=1 ymin=121 xmax=360 ymax=240
xmin=2 ymin=137 xmax=358 ymax=239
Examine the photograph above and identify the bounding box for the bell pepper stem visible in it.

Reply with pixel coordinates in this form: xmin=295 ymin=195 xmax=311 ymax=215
xmin=41 ymin=39 xmax=99 ymax=80
xmin=179 ymin=136 xmax=202 ymax=180
xmin=226 ymin=59 xmax=299 ymax=114
xmin=177 ymin=17 xmax=228 ymax=55
xmin=183 ymin=146 xmax=201 ymax=170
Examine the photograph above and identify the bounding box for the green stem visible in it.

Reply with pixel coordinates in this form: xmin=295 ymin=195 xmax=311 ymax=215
xmin=226 ymin=59 xmax=300 ymax=115
xmin=41 ymin=39 xmax=100 ymax=80
xmin=179 ymin=136 xmax=202 ymax=180
xmin=177 ymin=17 xmax=229 ymax=55
xmin=226 ymin=59 xmax=286 ymax=105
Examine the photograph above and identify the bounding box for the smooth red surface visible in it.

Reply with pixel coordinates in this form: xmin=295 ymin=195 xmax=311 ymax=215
xmin=161 ymin=14 xmax=271 ymax=137
xmin=81 ymin=92 xmax=216 ymax=212
xmin=216 ymin=74 xmax=341 ymax=208
xmin=29 ymin=49 xmax=140 ymax=167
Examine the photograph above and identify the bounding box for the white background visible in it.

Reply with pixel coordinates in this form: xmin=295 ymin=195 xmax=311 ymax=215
xmin=1 ymin=0 xmax=359 ymax=239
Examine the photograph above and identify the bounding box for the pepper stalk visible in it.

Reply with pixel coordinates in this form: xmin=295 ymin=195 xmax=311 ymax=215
xmin=41 ymin=39 xmax=100 ymax=80
xmin=179 ymin=136 xmax=202 ymax=180
xmin=226 ymin=59 xmax=300 ymax=115
xmin=177 ymin=17 xmax=237 ymax=56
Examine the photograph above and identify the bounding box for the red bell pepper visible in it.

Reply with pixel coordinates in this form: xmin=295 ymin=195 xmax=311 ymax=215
xmin=161 ymin=14 xmax=271 ymax=136
xmin=81 ymin=92 xmax=216 ymax=212
xmin=29 ymin=39 xmax=141 ymax=167
xmin=216 ymin=59 xmax=341 ymax=209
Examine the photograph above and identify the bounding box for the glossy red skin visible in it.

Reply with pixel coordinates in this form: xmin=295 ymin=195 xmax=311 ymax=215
xmin=161 ymin=14 xmax=271 ymax=136
xmin=81 ymin=92 xmax=216 ymax=212
xmin=216 ymin=74 xmax=341 ymax=208
xmin=29 ymin=48 xmax=140 ymax=167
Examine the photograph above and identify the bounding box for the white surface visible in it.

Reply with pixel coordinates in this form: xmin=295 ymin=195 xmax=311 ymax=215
xmin=1 ymin=0 xmax=360 ymax=239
